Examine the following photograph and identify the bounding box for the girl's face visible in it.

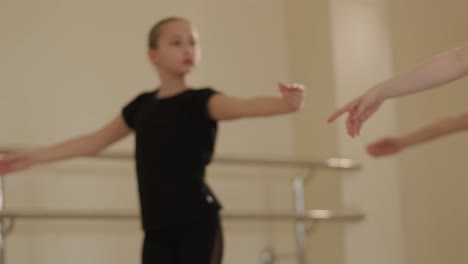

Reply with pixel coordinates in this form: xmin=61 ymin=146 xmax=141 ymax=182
xmin=149 ymin=20 xmax=200 ymax=75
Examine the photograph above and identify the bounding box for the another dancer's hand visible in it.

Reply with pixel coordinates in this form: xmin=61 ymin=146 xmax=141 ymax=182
xmin=328 ymin=88 xmax=383 ymax=137
xmin=366 ymin=137 xmax=404 ymax=157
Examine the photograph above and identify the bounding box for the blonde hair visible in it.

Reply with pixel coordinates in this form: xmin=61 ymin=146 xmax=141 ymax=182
xmin=148 ymin=17 xmax=188 ymax=49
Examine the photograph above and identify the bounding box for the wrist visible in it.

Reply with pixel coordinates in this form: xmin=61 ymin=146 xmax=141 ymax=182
xmin=370 ymin=82 xmax=390 ymax=101
xmin=281 ymin=97 xmax=301 ymax=112
xmin=29 ymin=150 xmax=44 ymax=165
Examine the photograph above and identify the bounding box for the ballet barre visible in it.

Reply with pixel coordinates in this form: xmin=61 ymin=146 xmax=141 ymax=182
xmin=0 ymin=146 xmax=360 ymax=170
xmin=0 ymin=208 xmax=363 ymax=222
xmin=0 ymin=147 xmax=363 ymax=264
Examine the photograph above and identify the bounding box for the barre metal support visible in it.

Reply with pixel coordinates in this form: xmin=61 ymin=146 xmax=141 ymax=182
xmin=260 ymin=248 xmax=275 ymax=264
xmin=293 ymin=176 xmax=307 ymax=264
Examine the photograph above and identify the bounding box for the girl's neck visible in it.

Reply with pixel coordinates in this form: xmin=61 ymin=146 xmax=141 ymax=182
xmin=157 ymin=71 xmax=190 ymax=98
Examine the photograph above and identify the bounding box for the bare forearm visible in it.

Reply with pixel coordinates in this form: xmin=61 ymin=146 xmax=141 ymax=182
xmin=30 ymin=115 xmax=131 ymax=166
xmin=375 ymin=45 xmax=468 ymax=100
xmin=30 ymin=134 xmax=104 ymax=165
xmin=0 ymin=116 xmax=130 ymax=175
xmin=241 ymin=96 xmax=296 ymax=117
xmin=208 ymin=84 xmax=303 ymax=121
xmin=399 ymin=113 xmax=468 ymax=148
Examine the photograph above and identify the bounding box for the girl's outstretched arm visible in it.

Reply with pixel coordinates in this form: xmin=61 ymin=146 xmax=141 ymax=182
xmin=0 ymin=115 xmax=132 ymax=175
xmin=208 ymin=82 xmax=304 ymax=121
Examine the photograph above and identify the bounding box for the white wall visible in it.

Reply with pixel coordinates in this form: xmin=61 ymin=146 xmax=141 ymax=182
xmin=330 ymin=1 xmax=405 ymax=264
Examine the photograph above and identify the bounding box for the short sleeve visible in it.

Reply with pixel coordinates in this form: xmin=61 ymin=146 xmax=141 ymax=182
xmin=122 ymin=93 xmax=148 ymax=129
xmin=196 ymin=88 xmax=220 ymax=122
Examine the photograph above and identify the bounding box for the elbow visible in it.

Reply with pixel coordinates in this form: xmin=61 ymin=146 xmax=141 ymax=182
xmin=230 ymin=101 xmax=254 ymax=119
xmin=82 ymin=133 xmax=105 ymax=157
xmin=81 ymin=145 xmax=101 ymax=157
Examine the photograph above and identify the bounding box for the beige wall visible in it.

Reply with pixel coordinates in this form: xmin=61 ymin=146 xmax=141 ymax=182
xmin=389 ymin=1 xmax=468 ymax=263
xmin=286 ymin=1 xmax=345 ymax=264
xmin=330 ymin=1 xmax=405 ymax=264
